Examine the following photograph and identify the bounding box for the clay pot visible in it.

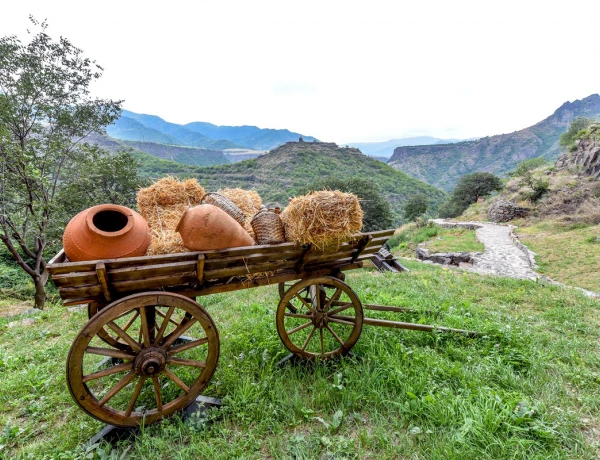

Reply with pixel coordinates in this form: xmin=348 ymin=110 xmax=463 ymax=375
xmin=176 ymin=204 xmax=255 ymax=250
xmin=63 ymin=204 xmax=151 ymax=261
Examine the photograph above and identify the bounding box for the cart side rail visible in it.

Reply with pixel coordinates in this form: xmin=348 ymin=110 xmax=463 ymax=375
xmin=48 ymin=229 xmax=395 ymax=305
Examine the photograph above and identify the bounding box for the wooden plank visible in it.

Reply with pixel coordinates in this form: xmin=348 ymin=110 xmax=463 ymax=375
xmin=52 ymin=271 xmax=99 ymax=287
xmin=95 ymin=263 xmax=111 ymax=301
xmin=110 ymin=272 xmax=197 ymax=294
xmin=108 ymin=260 xmax=197 ymax=283
xmin=196 ymin=254 xmax=205 ymax=285
xmin=203 ymin=248 xmax=304 ymax=270
xmin=203 ymin=260 xmax=298 ymax=280
xmin=295 ymin=245 xmax=314 ymax=272
xmin=48 ymin=249 xmax=66 ymax=265
xmin=59 ymin=284 xmax=103 ymax=299
xmin=351 ymin=234 xmax=373 ymax=262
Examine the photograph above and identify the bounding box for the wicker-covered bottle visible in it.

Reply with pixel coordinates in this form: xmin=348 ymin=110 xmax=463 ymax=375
xmin=201 ymin=192 xmax=246 ymax=227
xmin=251 ymin=207 xmax=286 ymax=245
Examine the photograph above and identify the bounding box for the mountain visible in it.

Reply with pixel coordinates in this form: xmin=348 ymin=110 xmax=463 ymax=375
xmin=348 ymin=137 xmax=465 ymax=158
xmin=119 ymin=140 xmax=229 ymax=167
xmin=388 ymin=94 xmax=600 ymax=191
xmin=84 ymin=133 xmax=231 ymax=169
xmin=185 ymin=122 xmax=318 ymax=150
xmin=187 ymin=141 xmax=447 ymax=224
xmin=107 ymin=109 xmax=316 ymax=151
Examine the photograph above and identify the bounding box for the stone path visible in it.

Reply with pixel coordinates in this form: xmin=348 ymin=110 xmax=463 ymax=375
xmin=430 ymin=219 xmax=538 ymax=280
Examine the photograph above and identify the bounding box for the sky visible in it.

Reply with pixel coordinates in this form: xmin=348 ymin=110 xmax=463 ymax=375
xmin=2 ymin=1 xmax=600 ymax=143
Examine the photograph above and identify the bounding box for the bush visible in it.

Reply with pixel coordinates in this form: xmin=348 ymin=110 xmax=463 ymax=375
xmin=559 ymin=117 xmax=593 ymax=151
xmin=403 ymin=194 xmax=428 ymax=221
xmin=439 ymin=172 xmax=503 ymax=218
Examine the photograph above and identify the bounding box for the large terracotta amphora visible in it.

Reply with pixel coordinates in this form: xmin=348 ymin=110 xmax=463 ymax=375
xmin=63 ymin=204 xmax=151 ymax=261
xmin=176 ymin=204 xmax=255 ymax=250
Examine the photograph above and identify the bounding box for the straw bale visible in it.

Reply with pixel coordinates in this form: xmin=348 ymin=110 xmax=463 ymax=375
xmin=281 ymin=190 xmax=363 ymax=249
xmin=137 ymin=177 xmax=206 ymax=255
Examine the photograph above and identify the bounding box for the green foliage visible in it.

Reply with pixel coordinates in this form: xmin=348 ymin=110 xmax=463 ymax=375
xmin=0 ymin=18 xmax=121 ymax=308
xmin=559 ymin=117 xmax=593 ymax=151
xmin=439 ymin=172 xmax=503 ymax=218
xmin=403 ymin=194 xmax=428 ymax=221
xmin=302 ymin=177 xmax=394 ymax=231
xmin=511 ymin=157 xmax=548 ymax=177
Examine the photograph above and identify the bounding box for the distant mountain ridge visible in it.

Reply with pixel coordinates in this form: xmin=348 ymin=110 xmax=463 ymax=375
xmin=388 ymin=94 xmax=600 ymax=191
xmin=349 ymin=136 xmax=466 ymax=158
xmin=106 ymin=109 xmax=317 ymax=151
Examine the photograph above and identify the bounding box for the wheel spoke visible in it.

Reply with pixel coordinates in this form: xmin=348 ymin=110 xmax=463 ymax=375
xmin=121 ymin=310 xmax=140 ymax=333
xmin=301 ymin=327 xmax=316 ymax=351
xmin=294 ymin=293 xmax=316 ymax=314
xmin=326 ymin=324 xmax=345 ymax=346
xmin=163 ymin=367 xmax=189 ymax=393
xmin=140 ymin=307 xmax=151 ymax=348
xmin=287 ymin=320 xmax=312 ymax=336
xmin=167 ymin=337 xmax=209 ymax=355
xmin=328 ymin=303 xmax=352 ymax=316
xmin=313 ymin=284 xmax=321 ymax=311
xmin=98 ymin=370 xmax=137 ymax=407
xmin=154 ymin=305 xmax=175 ymax=345
xmin=106 ymin=321 xmax=141 ymax=352
xmin=161 ymin=317 xmax=198 ymax=350
xmin=85 ymin=347 xmax=135 ymax=360
xmin=82 ymin=362 xmax=133 ymax=383
xmin=167 ymin=357 xmax=206 ymax=368
xmin=323 ymin=288 xmax=342 ymax=311
xmin=329 ymin=316 xmax=356 ymax=326
xmin=319 ymin=328 xmax=325 ymax=356
xmin=125 ymin=376 xmax=147 ymax=417
xmin=156 ymin=309 xmax=179 ymax=327
xmin=284 ymin=312 xmax=312 ymax=319
xmin=152 ymin=375 xmax=163 ymax=412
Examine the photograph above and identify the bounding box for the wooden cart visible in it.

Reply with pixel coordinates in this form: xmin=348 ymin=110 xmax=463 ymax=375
xmin=48 ymin=229 xmax=467 ymax=428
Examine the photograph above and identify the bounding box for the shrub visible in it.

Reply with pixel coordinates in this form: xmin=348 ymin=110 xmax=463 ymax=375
xmin=403 ymin=194 xmax=428 ymax=221
xmin=511 ymin=158 xmax=548 ymax=177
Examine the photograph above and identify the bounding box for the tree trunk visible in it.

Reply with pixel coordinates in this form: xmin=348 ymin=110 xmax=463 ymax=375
xmin=33 ymin=271 xmax=48 ymax=310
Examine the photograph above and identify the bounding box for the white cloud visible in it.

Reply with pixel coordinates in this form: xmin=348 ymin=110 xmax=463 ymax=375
xmin=2 ymin=0 xmax=599 ymax=143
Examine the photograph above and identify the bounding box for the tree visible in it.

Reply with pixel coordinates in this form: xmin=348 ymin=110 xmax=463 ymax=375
xmin=439 ymin=172 xmax=503 ymax=218
xmin=302 ymin=177 xmax=394 ymax=231
xmin=0 ymin=18 xmax=122 ymax=309
xmin=403 ymin=194 xmax=428 ymax=221
xmin=559 ymin=117 xmax=592 ymax=151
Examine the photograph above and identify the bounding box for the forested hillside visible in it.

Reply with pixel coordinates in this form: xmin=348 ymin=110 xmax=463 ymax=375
xmin=388 ymin=94 xmax=600 ymax=191
xmin=187 ymin=141 xmax=447 ymax=223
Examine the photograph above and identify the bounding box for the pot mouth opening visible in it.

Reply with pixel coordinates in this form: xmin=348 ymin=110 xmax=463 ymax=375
xmin=92 ymin=210 xmax=131 ymax=234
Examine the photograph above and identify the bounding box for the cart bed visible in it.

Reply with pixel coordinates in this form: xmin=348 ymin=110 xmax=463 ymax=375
xmin=48 ymin=229 xmax=394 ymax=306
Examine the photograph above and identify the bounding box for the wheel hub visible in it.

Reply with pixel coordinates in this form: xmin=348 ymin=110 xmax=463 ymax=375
xmin=133 ymin=347 xmax=167 ymax=376
xmin=313 ymin=311 xmax=329 ymax=328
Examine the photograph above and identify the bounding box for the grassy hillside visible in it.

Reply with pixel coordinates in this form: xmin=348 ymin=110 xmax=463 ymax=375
xmin=188 ymin=142 xmax=447 ymax=224
xmin=2 ymin=263 xmax=600 ymax=457
xmin=389 ymin=94 xmax=600 ymax=191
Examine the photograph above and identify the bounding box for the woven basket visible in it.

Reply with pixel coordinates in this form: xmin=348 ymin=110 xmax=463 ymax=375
xmin=251 ymin=207 xmax=286 ymax=245
xmin=201 ymin=192 xmax=246 ymax=226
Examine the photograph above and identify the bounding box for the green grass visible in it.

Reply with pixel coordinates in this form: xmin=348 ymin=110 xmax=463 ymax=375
xmin=1 ymin=262 xmax=600 ymax=458
xmin=515 ymin=220 xmax=600 ymax=292
xmin=387 ymin=223 xmax=484 ymax=258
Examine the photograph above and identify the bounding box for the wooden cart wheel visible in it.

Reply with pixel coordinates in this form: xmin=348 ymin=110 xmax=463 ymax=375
xmin=87 ymin=300 xmax=193 ymax=351
xmin=276 ymin=276 xmax=363 ymax=360
xmin=67 ymin=292 xmax=219 ymax=427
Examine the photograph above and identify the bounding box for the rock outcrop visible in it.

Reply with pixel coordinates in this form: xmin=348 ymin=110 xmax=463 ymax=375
xmin=555 ymin=124 xmax=600 ymax=180
xmin=487 ymin=200 xmax=530 ymax=223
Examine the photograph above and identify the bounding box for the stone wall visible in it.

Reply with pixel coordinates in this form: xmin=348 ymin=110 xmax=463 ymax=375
xmin=487 ymin=200 xmax=530 ymax=223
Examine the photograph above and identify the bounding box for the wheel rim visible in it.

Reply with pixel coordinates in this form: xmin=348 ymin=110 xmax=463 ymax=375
xmin=276 ymin=276 xmax=363 ymax=359
xmin=67 ymin=292 xmax=219 ymax=427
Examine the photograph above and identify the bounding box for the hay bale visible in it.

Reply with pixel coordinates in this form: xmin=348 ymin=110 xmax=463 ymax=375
xmin=281 ymin=190 xmax=363 ymax=248
xmin=137 ymin=177 xmax=206 ymax=255
xmin=218 ymin=188 xmax=262 ymax=222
